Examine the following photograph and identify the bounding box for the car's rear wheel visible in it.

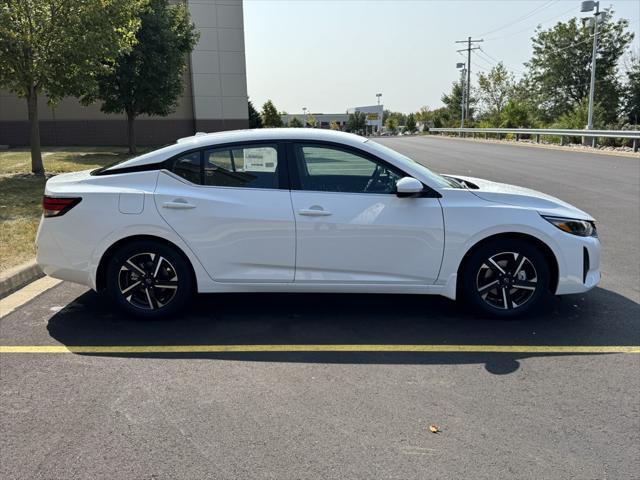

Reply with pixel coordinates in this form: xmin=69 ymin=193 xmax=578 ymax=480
xmin=106 ymin=240 xmax=193 ymax=319
xmin=461 ymin=238 xmax=550 ymax=318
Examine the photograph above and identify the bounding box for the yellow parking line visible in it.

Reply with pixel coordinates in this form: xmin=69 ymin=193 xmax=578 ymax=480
xmin=0 ymin=344 xmax=638 ymax=354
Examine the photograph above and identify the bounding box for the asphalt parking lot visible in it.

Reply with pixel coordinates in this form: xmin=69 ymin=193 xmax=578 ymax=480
xmin=1 ymin=136 xmax=639 ymax=479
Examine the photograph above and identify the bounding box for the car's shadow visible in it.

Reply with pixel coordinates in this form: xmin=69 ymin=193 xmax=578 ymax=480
xmin=46 ymin=287 xmax=639 ymax=375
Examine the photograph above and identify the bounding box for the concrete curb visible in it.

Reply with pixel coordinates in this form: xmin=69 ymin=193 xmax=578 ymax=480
xmin=0 ymin=260 xmax=44 ymax=300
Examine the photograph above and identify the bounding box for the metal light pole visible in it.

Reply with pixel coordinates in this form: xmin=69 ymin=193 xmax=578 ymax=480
xmin=581 ymin=0 xmax=600 ymax=135
xmin=302 ymin=107 xmax=307 ymax=127
xmin=456 ymin=63 xmax=466 ymax=129
xmin=375 ymin=94 xmax=382 ymax=134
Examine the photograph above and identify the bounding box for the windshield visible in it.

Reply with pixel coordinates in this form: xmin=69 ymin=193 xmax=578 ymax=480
xmin=365 ymin=140 xmax=462 ymax=188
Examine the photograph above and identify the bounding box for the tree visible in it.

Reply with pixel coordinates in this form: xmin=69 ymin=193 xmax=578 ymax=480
xmin=553 ymin=97 xmax=605 ymax=130
xmin=525 ymin=11 xmax=633 ymax=124
xmin=289 ymin=116 xmax=302 ymax=128
xmin=624 ymin=55 xmax=640 ymax=125
xmin=248 ymin=99 xmax=263 ymax=128
xmin=261 ymin=100 xmax=282 ymax=127
xmin=329 ymin=120 xmax=341 ymax=130
xmin=414 ymin=105 xmax=450 ymax=129
xmin=477 ymin=62 xmax=515 ymax=124
xmin=93 ymin=0 xmax=198 ymax=154
xmin=306 ymin=113 xmax=317 ymax=128
xmin=500 ymin=100 xmax=534 ymax=128
xmin=385 ymin=117 xmax=398 ymax=134
xmin=346 ymin=111 xmax=366 ymax=133
xmin=405 ymin=113 xmax=417 ymax=133
xmin=441 ymin=80 xmax=475 ymax=125
xmin=415 ymin=106 xmax=432 ymax=124
xmin=383 ymin=110 xmax=407 ymax=127
xmin=0 ymin=0 xmax=142 ymax=174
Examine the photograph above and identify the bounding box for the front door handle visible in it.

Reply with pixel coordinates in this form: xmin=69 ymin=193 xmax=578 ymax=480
xmin=162 ymin=199 xmax=196 ymax=209
xmin=298 ymin=206 xmax=332 ymax=216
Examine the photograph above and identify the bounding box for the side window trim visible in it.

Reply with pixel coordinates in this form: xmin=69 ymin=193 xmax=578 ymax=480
xmin=288 ymin=140 xmax=408 ymax=194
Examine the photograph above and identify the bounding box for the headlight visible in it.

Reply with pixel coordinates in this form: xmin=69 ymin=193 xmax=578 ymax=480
xmin=542 ymin=216 xmax=597 ymax=237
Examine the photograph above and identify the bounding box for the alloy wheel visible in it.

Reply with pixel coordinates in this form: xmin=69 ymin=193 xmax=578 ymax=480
xmin=475 ymin=251 xmax=538 ymax=310
xmin=117 ymin=252 xmax=179 ymax=310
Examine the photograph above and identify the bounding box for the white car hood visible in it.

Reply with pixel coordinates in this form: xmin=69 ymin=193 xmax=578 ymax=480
xmin=444 ymin=174 xmax=594 ymax=221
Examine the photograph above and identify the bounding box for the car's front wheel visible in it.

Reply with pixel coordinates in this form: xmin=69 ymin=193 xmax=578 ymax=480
xmin=461 ymin=239 xmax=550 ymax=318
xmin=106 ymin=240 xmax=193 ymax=319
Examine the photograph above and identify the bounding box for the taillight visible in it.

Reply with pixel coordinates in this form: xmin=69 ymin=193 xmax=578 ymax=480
xmin=42 ymin=196 xmax=82 ymax=218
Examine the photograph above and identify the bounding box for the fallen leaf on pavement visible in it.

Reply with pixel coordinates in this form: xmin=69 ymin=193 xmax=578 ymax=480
xmin=429 ymin=424 xmax=440 ymax=433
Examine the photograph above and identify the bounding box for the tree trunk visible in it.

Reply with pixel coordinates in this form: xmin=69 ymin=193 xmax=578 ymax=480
xmin=127 ymin=111 xmax=137 ymax=155
xmin=27 ymin=87 xmax=44 ymax=175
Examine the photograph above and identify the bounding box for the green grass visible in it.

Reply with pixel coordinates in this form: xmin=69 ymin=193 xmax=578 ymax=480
xmin=0 ymin=147 xmax=136 ymax=272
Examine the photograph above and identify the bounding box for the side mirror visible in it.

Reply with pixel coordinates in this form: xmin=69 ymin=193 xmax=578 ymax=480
xmin=396 ymin=176 xmax=424 ymax=197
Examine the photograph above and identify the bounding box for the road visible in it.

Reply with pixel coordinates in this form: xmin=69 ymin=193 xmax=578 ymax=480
xmin=1 ymin=136 xmax=639 ymax=479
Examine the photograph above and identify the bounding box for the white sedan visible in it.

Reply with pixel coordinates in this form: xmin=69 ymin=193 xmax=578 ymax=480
xmin=36 ymin=129 xmax=600 ymax=318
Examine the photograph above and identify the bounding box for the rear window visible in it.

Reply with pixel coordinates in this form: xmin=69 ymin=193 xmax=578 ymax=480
xmin=169 ymin=144 xmax=279 ymax=189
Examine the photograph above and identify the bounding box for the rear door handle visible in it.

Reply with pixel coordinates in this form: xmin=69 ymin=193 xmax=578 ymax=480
xmin=298 ymin=206 xmax=332 ymax=216
xmin=162 ymin=199 xmax=196 ymax=209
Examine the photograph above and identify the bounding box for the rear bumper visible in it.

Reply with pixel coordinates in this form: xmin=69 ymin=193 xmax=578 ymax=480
xmin=36 ymin=219 xmax=93 ymax=287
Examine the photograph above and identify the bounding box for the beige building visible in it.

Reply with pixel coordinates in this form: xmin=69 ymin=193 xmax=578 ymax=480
xmin=0 ymin=0 xmax=248 ymax=146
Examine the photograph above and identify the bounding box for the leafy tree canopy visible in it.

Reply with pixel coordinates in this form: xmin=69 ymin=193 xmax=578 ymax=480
xmin=346 ymin=111 xmax=366 ymax=133
xmin=306 ymin=114 xmax=317 ymax=127
xmin=261 ymin=100 xmax=282 ymax=127
xmin=441 ymin=80 xmax=475 ymax=125
xmin=248 ymin=99 xmax=263 ymax=128
xmin=92 ymin=0 xmax=199 ymax=153
xmin=289 ymin=116 xmax=302 ymax=128
xmin=0 ymin=0 xmax=142 ymax=173
xmin=624 ymin=55 xmax=640 ymax=124
xmin=385 ymin=117 xmax=398 ymax=134
xmin=477 ymin=62 xmax=515 ymax=121
xmin=405 ymin=113 xmax=417 ymax=132
xmin=525 ymin=11 xmax=633 ymax=124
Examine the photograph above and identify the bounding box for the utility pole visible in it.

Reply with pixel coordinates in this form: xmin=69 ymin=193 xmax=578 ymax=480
xmin=456 ymin=63 xmax=466 ymax=128
xmin=456 ymin=36 xmax=483 ymax=121
xmin=581 ymin=1 xmax=600 ymax=133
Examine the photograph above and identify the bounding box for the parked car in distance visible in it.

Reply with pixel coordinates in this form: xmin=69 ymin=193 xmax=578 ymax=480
xmin=37 ymin=129 xmax=600 ymax=318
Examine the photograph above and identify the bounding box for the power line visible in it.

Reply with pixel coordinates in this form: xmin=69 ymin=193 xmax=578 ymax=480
xmin=553 ymin=33 xmax=596 ymax=53
xmin=470 ymin=60 xmax=489 ymax=72
xmin=484 ymin=5 xmax=577 ymax=42
xmin=472 ymin=51 xmax=494 ymax=69
xmin=477 ymin=47 xmax=526 ymax=75
xmin=476 ymin=0 xmax=557 ymax=38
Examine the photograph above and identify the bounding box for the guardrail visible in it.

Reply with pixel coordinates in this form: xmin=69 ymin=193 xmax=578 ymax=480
xmin=428 ymin=127 xmax=639 ymax=152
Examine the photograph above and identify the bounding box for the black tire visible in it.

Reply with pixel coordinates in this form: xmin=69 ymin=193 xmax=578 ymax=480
xmin=105 ymin=240 xmax=193 ymax=319
xmin=460 ymin=238 xmax=550 ymax=318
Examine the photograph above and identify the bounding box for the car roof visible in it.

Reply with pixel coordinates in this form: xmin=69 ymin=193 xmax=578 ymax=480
xmin=177 ymin=128 xmax=367 ymax=146
xmin=105 ymin=128 xmax=368 ymax=171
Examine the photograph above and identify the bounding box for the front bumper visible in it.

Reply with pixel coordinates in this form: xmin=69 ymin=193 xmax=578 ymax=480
xmin=555 ymin=235 xmax=601 ymax=295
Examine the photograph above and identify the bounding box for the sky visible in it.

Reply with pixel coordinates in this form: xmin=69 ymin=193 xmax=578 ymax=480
xmin=243 ymin=0 xmax=640 ymax=114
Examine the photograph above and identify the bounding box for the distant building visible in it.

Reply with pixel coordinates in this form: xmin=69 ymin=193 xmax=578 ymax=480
xmin=281 ymin=105 xmax=384 ymax=132
xmin=281 ymin=113 xmax=349 ymax=129
xmin=348 ymin=105 xmax=384 ymax=134
xmin=0 ymin=0 xmax=249 ymax=147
